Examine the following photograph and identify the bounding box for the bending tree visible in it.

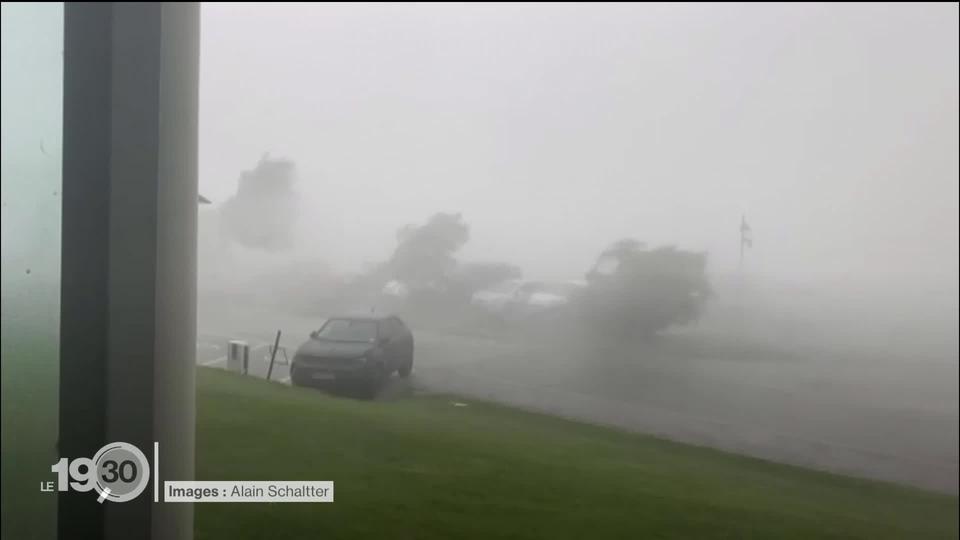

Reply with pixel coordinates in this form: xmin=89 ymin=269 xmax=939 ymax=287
xmin=388 ymin=212 xmax=470 ymax=290
xmin=220 ymin=154 xmax=298 ymax=251
xmin=581 ymin=239 xmax=711 ymax=339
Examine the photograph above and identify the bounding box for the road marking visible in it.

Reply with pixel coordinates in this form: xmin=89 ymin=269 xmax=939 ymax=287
xmin=201 ymin=356 xmax=226 ymax=367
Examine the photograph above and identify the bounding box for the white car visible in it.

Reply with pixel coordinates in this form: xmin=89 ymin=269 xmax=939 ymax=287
xmin=472 ymin=279 xmax=585 ymax=315
xmin=470 ymin=279 xmax=523 ymax=312
xmin=513 ymin=280 xmax=585 ymax=312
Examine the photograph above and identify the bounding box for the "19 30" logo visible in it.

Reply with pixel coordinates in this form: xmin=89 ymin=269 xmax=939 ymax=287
xmin=48 ymin=442 xmax=151 ymax=503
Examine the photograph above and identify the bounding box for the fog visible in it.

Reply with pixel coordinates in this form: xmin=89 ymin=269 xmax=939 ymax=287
xmin=196 ymin=3 xmax=958 ymax=492
xmin=200 ymin=3 xmax=957 ymax=284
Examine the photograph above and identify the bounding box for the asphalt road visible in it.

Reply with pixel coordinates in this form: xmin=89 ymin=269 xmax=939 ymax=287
xmin=196 ymin=305 xmax=959 ymax=494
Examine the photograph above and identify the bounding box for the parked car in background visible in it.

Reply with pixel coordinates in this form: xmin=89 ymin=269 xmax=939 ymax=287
xmin=470 ymin=279 xmax=523 ymax=312
xmin=509 ymin=280 xmax=586 ymax=317
xmin=472 ymin=279 xmax=586 ymax=319
xmin=291 ymin=315 xmax=414 ymax=396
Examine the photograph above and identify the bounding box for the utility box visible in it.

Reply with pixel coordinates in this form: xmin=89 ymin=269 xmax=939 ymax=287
xmin=227 ymin=340 xmax=250 ymax=374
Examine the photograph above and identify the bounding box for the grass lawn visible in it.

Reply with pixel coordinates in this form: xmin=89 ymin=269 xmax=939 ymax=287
xmin=195 ymin=368 xmax=957 ymax=540
xmin=1 ymin=333 xmax=58 ymax=540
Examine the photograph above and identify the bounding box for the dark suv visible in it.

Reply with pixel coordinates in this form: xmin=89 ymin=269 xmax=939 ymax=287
xmin=291 ymin=315 xmax=414 ymax=394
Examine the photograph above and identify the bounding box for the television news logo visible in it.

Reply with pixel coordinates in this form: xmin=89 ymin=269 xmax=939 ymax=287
xmin=42 ymin=441 xmax=334 ymax=503
xmin=43 ymin=442 xmax=151 ymax=503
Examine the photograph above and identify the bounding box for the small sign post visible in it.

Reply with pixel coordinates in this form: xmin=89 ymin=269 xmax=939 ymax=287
xmin=266 ymin=330 xmax=282 ymax=381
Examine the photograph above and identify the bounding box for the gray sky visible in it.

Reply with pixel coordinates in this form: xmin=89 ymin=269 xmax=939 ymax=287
xmin=199 ymin=3 xmax=958 ymax=291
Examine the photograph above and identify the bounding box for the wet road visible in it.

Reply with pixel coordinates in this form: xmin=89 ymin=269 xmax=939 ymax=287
xmin=196 ymin=306 xmax=959 ymax=493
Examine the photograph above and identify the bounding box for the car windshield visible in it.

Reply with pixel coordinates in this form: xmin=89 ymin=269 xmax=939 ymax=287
xmin=315 ymin=319 xmax=378 ymax=343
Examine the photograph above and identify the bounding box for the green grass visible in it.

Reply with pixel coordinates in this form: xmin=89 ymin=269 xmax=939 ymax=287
xmin=1 ymin=331 xmax=58 ymax=540
xmin=195 ymin=368 xmax=957 ymax=540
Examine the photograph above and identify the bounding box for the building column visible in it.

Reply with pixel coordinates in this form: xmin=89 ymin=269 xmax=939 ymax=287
xmin=60 ymin=3 xmax=199 ymax=540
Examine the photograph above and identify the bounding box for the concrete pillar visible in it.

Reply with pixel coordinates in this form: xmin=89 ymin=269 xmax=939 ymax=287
xmin=60 ymin=3 xmax=199 ymax=540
